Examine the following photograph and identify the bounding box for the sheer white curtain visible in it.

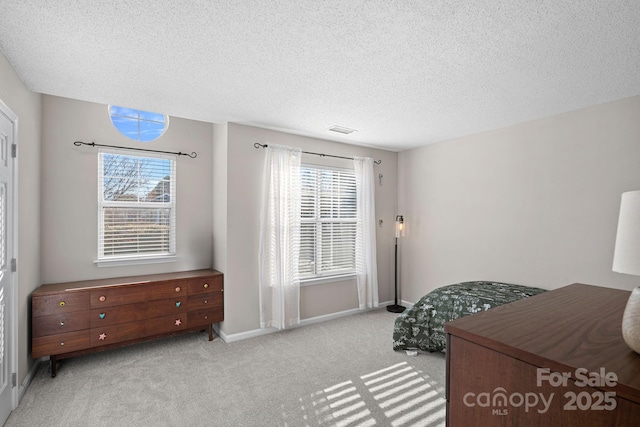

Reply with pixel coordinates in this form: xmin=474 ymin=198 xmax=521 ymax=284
xmin=354 ymin=156 xmax=379 ymax=309
xmin=258 ymin=144 xmax=302 ymax=329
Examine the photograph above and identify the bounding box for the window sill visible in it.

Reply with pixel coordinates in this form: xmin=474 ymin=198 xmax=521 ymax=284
xmin=95 ymin=255 xmax=177 ymax=268
xmin=301 ymin=274 xmax=357 ymax=287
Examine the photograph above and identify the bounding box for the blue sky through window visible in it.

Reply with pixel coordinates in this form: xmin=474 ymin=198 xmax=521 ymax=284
xmin=109 ymin=105 xmax=167 ymax=142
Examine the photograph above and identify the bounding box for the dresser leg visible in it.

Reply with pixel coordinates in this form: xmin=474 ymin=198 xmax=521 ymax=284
xmin=208 ymin=324 xmax=213 ymax=341
xmin=50 ymin=356 xmax=58 ymax=378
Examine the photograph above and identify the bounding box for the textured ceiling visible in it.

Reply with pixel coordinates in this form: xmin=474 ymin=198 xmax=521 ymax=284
xmin=1 ymin=1 xmax=639 ymax=151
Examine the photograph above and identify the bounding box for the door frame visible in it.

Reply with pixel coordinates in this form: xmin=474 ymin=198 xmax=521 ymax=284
xmin=0 ymin=97 xmax=18 ymax=411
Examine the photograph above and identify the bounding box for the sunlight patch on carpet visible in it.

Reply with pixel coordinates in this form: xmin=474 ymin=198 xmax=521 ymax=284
xmin=281 ymin=362 xmax=446 ymax=426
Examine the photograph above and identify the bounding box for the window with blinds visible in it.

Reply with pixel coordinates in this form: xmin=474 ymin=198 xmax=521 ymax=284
xmin=300 ymin=165 xmax=357 ymax=279
xmin=98 ymin=151 xmax=176 ymax=260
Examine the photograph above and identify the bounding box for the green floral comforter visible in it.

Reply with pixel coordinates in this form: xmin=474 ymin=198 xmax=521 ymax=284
xmin=392 ymin=281 xmax=546 ymax=353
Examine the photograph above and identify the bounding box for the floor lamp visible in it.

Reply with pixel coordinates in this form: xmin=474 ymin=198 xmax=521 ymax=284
xmin=387 ymin=215 xmax=406 ymax=313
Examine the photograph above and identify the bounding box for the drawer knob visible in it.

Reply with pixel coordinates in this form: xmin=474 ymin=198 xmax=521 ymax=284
xmin=175 ymin=286 xmax=181 ymax=293
xmin=175 ymin=301 xmax=181 ymax=308
xmin=59 ymin=301 xmax=66 ymax=307
xmin=203 ymin=283 xmax=209 ymax=289
xmin=175 ymin=319 xmax=182 ymax=326
xmin=60 ymin=321 xmax=65 ymax=326
xmin=204 ymin=316 xmax=208 ymax=319
xmin=99 ymin=313 xmax=106 ymax=319
xmin=99 ymin=295 xmax=106 ymax=302
xmin=99 ymin=332 xmax=107 ymax=341
xmin=60 ymin=342 xmax=64 ymax=346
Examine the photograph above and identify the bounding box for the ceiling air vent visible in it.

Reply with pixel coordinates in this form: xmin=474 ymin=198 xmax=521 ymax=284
xmin=328 ymin=125 xmax=357 ymax=135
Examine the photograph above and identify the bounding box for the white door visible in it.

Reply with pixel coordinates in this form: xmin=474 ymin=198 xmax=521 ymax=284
xmin=0 ymin=104 xmax=16 ymax=425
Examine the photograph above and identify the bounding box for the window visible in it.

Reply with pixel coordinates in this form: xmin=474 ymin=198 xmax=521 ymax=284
xmin=300 ymin=165 xmax=357 ymax=279
xmin=97 ymin=150 xmax=176 ymax=262
xmin=109 ymin=105 xmax=168 ymax=142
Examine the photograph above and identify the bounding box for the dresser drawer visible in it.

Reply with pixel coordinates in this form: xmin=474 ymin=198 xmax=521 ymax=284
xmin=147 ymin=280 xmax=190 ymax=301
xmin=33 ymin=331 xmax=91 ymax=358
xmin=32 ymin=292 xmax=89 ymax=317
xmin=90 ymin=321 xmax=147 ymax=346
xmin=187 ymin=292 xmax=222 ymax=311
xmin=185 ymin=275 xmax=223 ymax=295
xmin=90 ymin=283 xmax=152 ymax=308
xmin=90 ymin=302 xmax=147 ymax=328
xmin=32 ymin=311 xmax=90 ymax=337
xmin=32 ymin=269 xmax=223 ymax=376
xmin=147 ymin=298 xmax=186 ymax=318
xmin=146 ymin=313 xmax=188 ymax=336
xmin=188 ymin=308 xmax=223 ymax=327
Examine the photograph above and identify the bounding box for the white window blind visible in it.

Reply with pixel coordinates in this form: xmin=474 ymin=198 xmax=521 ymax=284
xmin=300 ymin=165 xmax=357 ymax=278
xmin=98 ymin=150 xmax=176 ymax=260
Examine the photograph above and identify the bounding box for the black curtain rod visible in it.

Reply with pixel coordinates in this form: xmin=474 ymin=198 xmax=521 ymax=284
xmin=73 ymin=141 xmax=197 ymax=158
xmin=253 ymin=143 xmax=381 ymax=164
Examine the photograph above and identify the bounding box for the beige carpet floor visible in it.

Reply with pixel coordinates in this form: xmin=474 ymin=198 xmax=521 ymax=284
xmin=6 ymin=308 xmax=446 ymax=427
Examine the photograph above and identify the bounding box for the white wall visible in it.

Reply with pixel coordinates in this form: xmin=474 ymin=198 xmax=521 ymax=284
xmin=216 ymin=123 xmax=398 ymax=336
xmin=39 ymin=104 xmax=398 ymax=338
xmin=212 ymin=123 xmax=228 ymax=277
xmin=0 ymin=52 xmax=42 ymax=386
xmin=40 ymin=95 xmax=214 ymax=282
xmin=398 ymin=96 xmax=640 ymax=303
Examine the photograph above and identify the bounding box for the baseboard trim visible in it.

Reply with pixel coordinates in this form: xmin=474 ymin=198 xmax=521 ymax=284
xmin=401 ymin=299 xmax=415 ymax=310
xmin=18 ymin=358 xmax=45 ymax=404
xmin=214 ymin=301 xmax=394 ymax=343
xmin=212 ymin=323 xmax=275 ymax=343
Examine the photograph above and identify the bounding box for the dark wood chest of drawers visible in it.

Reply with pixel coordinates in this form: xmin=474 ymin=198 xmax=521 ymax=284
xmin=32 ymin=269 xmax=223 ymax=377
xmin=445 ymin=284 xmax=640 ymax=426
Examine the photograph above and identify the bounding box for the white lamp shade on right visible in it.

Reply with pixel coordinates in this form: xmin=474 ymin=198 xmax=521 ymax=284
xmin=613 ymin=191 xmax=640 ymax=276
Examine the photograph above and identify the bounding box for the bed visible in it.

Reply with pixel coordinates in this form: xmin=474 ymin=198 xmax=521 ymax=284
xmin=392 ymin=281 xmax=546 ymax=353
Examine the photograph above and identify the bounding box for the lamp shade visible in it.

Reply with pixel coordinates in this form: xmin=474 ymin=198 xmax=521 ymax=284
xmin=395 ymin=215 xmax=405 ymax=238
xmin=613 ymin=191 xmax=640 ymax=276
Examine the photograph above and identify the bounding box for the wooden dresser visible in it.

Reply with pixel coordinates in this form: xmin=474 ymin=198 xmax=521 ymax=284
xmin=32 ymin=269 xmax=223 ymax=377
xmin=445 ymin=283 xmax=640 ymax=426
